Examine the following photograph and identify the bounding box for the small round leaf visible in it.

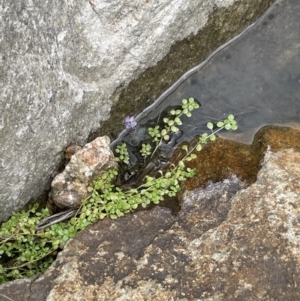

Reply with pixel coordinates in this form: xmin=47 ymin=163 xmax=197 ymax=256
xmin=210 ymin=134 xmax=216 ymax=141
xmin=196 ymin=144 xmax=202 ymax=151
xmin=207 ymin=122 xmax=214 ymax=130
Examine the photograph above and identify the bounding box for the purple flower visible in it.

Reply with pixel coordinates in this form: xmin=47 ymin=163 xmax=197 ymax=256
xmin=124 ymin=116 xmax=137 ymax=129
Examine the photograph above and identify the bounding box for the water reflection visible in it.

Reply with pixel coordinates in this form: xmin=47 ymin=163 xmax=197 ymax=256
xmin=135 ymin=0 xmax=300 ymax=145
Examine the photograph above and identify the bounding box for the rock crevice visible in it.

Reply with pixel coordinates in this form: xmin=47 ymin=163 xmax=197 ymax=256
xmin=0 ymin=0 xmax=275 ymax=221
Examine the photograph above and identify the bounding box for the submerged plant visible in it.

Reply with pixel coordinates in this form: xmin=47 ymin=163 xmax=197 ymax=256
xmin=0 ymin=97 xmax=238 ymax=284
xmin=149 ymin=97 xmax=199 ymax=143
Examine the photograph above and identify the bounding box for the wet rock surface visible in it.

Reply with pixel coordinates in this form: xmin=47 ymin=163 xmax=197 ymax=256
xmin=182 ymin=125 xmax=300 ymax=191
xmin=1 ymin=128 xmax=300 ymax=300
xmin=51 ymin=136 xmax=117 ymax=209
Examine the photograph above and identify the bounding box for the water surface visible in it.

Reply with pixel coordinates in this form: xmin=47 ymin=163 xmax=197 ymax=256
xmin=131 ymin=0 xmax=300 ymax=145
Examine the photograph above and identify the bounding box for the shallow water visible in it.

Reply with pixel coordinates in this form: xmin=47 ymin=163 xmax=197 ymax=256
xmin=116 ymin=0 xmax=300 ymax=148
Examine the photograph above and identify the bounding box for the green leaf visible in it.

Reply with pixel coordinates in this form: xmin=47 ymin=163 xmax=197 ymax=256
xmin=209 ymin=134 xmax=216 ymax=141
xmin=99 ymin=213 xmax=106 ymax=219
xmin=178 ymin=161 xmax=185 ymax=168
xmin=168 ymin=120 xmax=174 ymax=126
xmin=217 ymin=121 xmax=224 ymax=128
xmin=193 ymin=102 xmax=200 ymax=109
xmin=161 ymin=129 xmax=167 ymax=136
xmin=165 ymin=172 xmax=171 ymax=178
xmin=182 ymin=145 xmax=188 ymax=152
xmin=225 ymin=124 xmax=231 ymax=130
xmin=196 ymin=144 xmax=202 ymax=151
xmin=174 ymin=117 xmax=181 ymax=124
xmin=131 ymin=204 xmax=138 ymax=209
xmin=207 ymin=122 xmax=213 ymax=130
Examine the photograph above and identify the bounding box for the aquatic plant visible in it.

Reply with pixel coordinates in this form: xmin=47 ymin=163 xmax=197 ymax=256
xmin=0 ymin=97 xmax=238 ymax=284
xmin=115 ymin=142 xmax=130 ymax=165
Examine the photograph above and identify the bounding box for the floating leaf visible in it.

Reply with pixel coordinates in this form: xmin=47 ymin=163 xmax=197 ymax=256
xmin=207 ymin=122 xmax=214 ymax=130
xmin=174 ymin=117 xmax=181 ymax=123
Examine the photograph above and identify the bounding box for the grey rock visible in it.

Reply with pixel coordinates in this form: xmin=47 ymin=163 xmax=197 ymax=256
xmin=51 ymin=136 xmax=117 ymax=208
xmin=0 ymin=0 xmax=274 ymax=222
xmin=1 ymin=148 xmax=300 ymax=300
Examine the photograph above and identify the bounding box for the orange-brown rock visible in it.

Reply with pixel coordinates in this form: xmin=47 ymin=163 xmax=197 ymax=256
xmin=181 ymin=125 xmax=300 ymax=191
xmin=51 ymin=136 xmax=117 ymax=208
